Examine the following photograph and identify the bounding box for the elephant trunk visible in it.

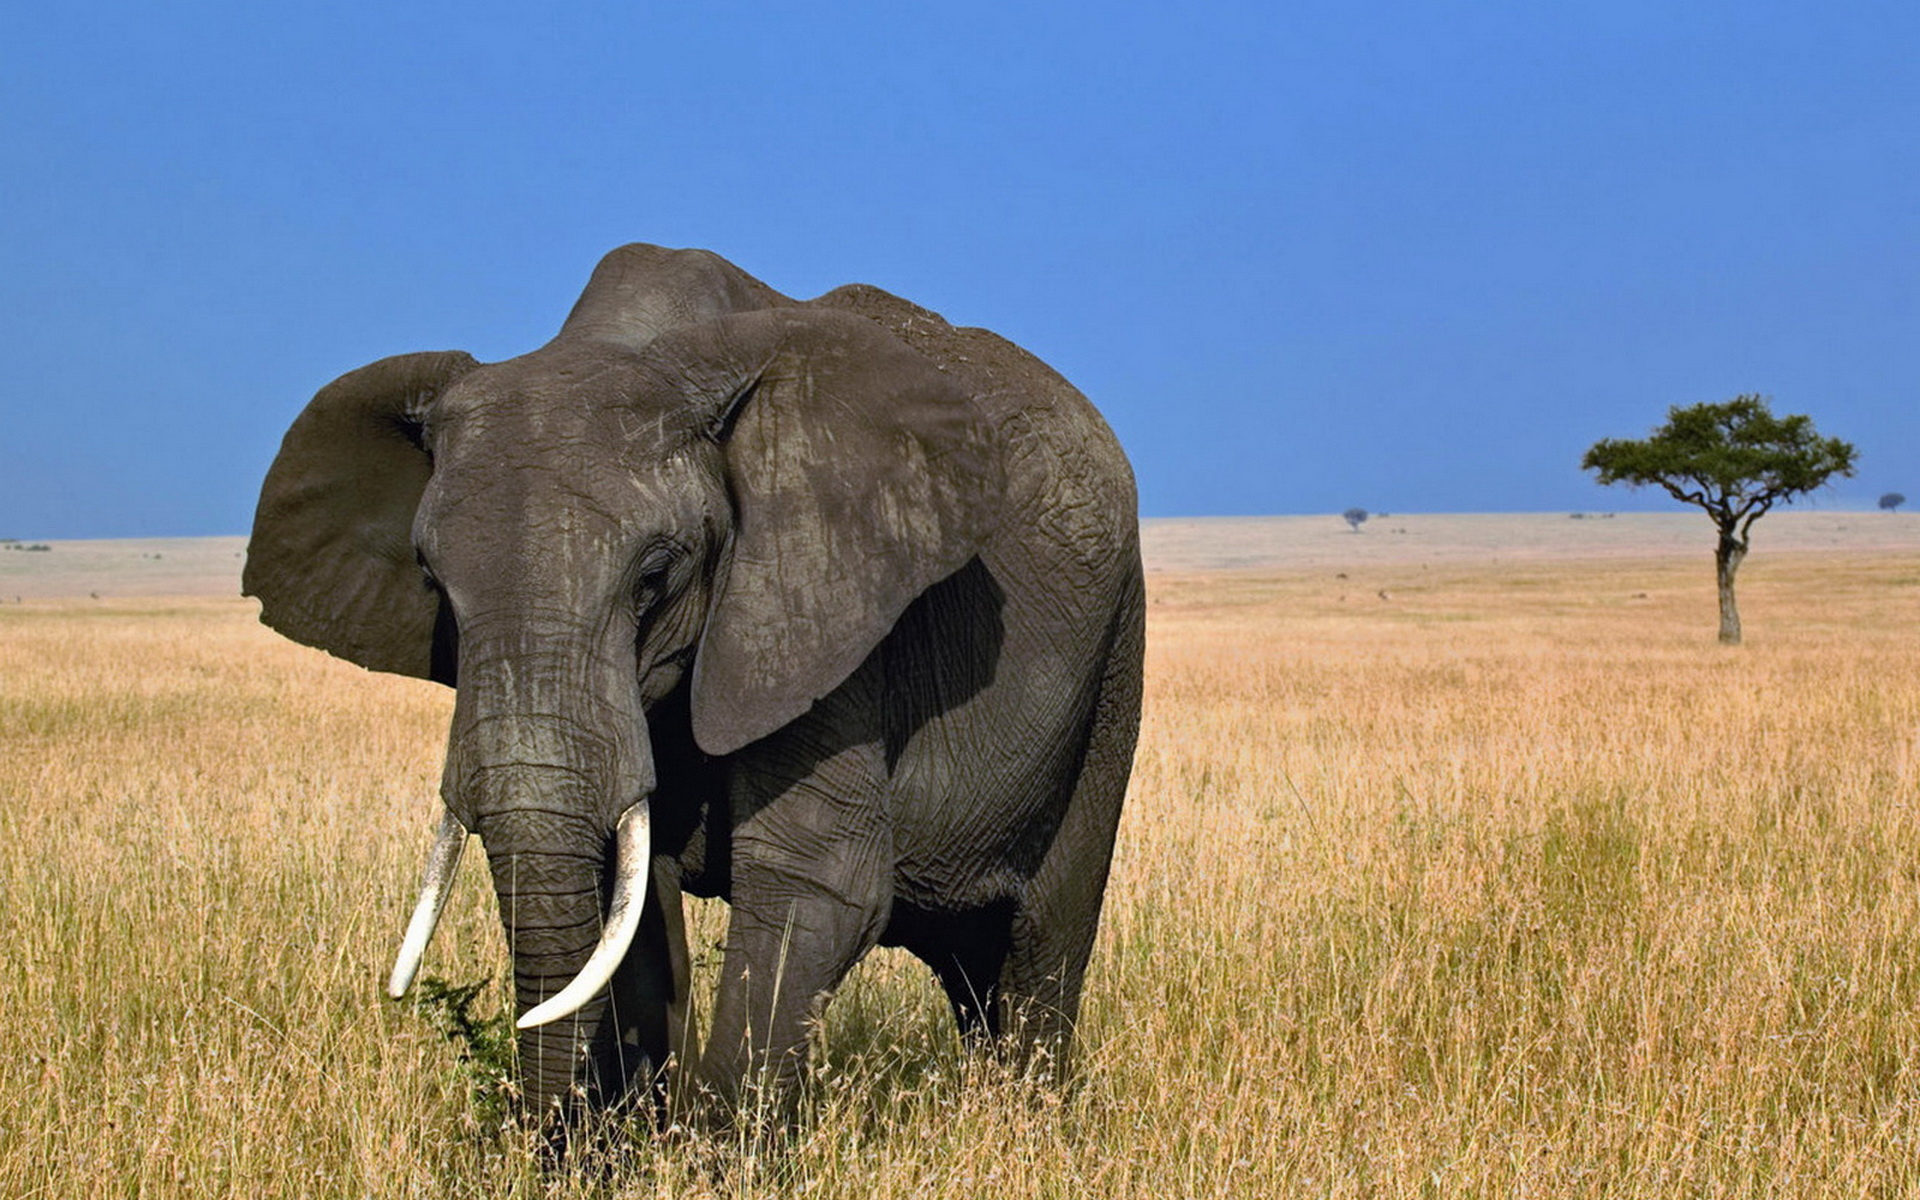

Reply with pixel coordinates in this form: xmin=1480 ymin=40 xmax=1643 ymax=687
xmin=481 ymin=799 xmax=622 ymax=1116
xmin=516 ymin=802 xmax=650 ymax=1031
xmin=448 ymin=628 xmax=665 ymax=1120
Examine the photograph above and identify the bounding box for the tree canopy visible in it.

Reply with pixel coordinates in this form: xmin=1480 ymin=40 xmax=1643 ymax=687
xmin=1582 ymin=395 xmax=1857 ymax=542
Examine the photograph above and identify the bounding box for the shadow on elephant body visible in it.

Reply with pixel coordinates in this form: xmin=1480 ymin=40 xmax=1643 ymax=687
xmin=660 ymin=556 xmax=1007 ymax=899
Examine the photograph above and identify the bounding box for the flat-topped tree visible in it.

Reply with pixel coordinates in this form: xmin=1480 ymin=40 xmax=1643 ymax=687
xmin=1582 ymin=395 xmax=1857 ymax=645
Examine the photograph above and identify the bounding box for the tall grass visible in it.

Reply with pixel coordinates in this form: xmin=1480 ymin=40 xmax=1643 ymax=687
xmin=1 ymin=552 xmax=1916 ymax=1197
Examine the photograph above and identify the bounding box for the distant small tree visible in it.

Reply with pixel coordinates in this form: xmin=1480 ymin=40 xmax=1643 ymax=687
xmin=1342 ymin=507 xmax=1369 ymax=532
xmin=1582 ymin=395 xmax=1857 ymax=645
xmin=1880 ymin=492 xmax=1906 ymax=512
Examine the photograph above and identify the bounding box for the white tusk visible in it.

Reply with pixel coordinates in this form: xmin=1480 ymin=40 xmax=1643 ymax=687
xmin=387 ymin=810 xmax=470 ymax=999
xmin=517 ymin=801 xmax=652 ymax=1030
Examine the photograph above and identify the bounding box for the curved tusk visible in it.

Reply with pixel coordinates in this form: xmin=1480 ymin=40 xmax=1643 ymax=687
xmin=387 ymin=810 xmax=470 ymax=999
xmin=517 ymin=801 xmax=652 ymax=1030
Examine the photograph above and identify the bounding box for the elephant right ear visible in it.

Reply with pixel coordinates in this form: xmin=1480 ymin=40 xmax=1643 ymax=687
xmin=244 ymin=351 xmax=478 ymax=683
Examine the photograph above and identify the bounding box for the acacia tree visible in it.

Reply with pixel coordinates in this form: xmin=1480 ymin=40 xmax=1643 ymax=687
xmin=1582 ymin=395 xmax=1857 ymax=645
xmin=1880 ymin=492 xmax=1906 ymax=512
xmin=1342 ymin=506 xmax=1370 ymax=532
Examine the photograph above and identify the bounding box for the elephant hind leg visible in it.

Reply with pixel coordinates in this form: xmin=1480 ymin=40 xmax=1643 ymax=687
xmin=996 ymin=568 xmax=1144 ymax=1075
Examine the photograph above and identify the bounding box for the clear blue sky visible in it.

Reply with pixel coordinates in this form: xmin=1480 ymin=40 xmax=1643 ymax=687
xmin=2 ymin=1 xmax=1914 ymax=536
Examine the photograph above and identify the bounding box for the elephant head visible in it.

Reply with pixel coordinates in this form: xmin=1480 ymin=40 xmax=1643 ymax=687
xmin=244 ymin=245 xmax=1004 ymax=1118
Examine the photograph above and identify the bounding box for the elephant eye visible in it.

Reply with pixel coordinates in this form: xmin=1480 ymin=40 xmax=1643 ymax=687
xmin=634 ymin=544 xmax=679 ymax=597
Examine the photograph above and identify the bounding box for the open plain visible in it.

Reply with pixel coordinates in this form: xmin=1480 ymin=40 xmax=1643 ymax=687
xmin=2 ymin=512 xmax=1917 ymax=1196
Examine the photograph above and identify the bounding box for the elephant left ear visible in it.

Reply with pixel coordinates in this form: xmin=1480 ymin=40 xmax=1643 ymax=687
xmin=672 ymin=309 xmax=1005 ymax=756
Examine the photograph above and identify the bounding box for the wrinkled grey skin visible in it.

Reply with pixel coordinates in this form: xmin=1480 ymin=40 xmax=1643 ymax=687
xmin=245 ymin=244 xmax=1143 ymax=1125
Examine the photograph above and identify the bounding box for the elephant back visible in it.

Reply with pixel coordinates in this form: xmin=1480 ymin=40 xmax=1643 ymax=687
xmin=807 ymin=284 xmax=1138 ymax=588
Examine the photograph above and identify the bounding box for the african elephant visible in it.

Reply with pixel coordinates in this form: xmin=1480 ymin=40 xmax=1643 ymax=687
xmin=244 ymin=243 xmax=1143 ymax=1126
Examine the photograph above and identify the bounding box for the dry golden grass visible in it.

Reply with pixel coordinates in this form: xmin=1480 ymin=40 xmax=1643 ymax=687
xmin=3 ymin=550 xmax=1918 ymax=1197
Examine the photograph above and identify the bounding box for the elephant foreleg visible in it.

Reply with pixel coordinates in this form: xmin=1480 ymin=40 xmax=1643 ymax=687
xmin=605 ymin=860 xmax=696 ymax=1115
xmin=697 ymin=739 xmax=893 ymax=1115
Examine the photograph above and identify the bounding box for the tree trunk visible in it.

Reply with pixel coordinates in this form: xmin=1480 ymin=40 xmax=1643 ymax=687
xmin=1715 ymin=534 xmax=1746 ymax=645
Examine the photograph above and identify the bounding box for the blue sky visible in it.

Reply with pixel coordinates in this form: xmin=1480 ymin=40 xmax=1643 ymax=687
xmin=2 ymin=1 xmax=1914 ymax=536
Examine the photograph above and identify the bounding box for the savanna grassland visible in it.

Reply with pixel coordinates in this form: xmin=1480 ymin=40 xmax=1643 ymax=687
xmin=3 ymin=539 xmax=1919 ymax=1197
